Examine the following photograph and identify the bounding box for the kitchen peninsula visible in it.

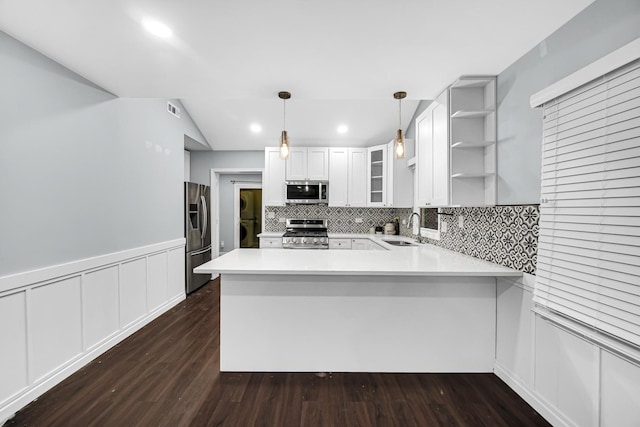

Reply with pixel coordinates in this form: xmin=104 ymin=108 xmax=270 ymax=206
xmin=195 ymin=238 xmax=521 ymax=373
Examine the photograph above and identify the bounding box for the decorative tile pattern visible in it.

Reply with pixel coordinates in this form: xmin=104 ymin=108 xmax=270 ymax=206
xmin=264 ymin=206 xmax=413 ymax=234
xmin=264 ymin=204 xmax=539 ymax=275
xmin=415 ymin=205 xmax=540 ymax=275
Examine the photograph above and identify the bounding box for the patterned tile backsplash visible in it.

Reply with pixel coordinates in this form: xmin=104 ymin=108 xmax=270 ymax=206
xmin=417 ymin=205 xmax=540 ymax=275
xmin=264 ymin=206 xmax=412 ymax=234
xmin=264 ymin=204 xmax=539 ymax=275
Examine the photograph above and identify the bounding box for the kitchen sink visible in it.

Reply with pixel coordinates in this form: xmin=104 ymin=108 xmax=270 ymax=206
xmin=382 ymin=240 xmax=418 ymax=247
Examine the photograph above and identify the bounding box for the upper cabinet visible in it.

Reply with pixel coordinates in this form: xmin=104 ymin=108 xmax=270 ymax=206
xmin=416 ymin=91 xmax=449 ymax=207
xmin=329 ymin=148 xmax=367 ymax=207
xmin=449 ymin=76 xmax=497 ymax=206
xmin=367 ymin=144 xmax=387 ymax=207
xmin=264 ymin=147 xmax=286 ymax=206
xmin=367 ymin=141 xmax=413 ymax=208
xmin=415 ymin=75 xmax=497 ymax=207
xmin=286 ymin=147 xmax=329 ymax=181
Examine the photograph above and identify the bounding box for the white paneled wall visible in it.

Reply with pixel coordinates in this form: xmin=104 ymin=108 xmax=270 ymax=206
xmin=0 ymin=239 xmax=186 ymax=424
xmin=496 ymin=275 xmax=640 ymax=427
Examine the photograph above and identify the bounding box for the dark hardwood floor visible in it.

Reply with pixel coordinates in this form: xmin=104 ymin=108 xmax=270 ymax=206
xmin=5 ymin=278 xmax=550 ymax=427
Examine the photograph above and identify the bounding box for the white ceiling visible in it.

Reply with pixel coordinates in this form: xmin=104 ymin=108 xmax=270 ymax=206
xmin=0 ymin=0 xmax=594 ymax=151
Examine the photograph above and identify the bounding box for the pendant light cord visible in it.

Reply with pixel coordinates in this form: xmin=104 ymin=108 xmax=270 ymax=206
xmin=283 ymin=98 xmax=286 ymax=130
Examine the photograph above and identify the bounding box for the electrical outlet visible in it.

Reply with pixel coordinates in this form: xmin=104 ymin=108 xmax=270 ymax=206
xmin=220 ymin=240 xmax=225 ymax=249
xmin=267 ymin=212 xmax=275 ymax=219
xmin=458 ymin=215 xmax=464 ymax=228
xmin=278 ymin=217 xmax=286 ymax=223
xmin=441 ymin=221 xmax=448 ymax=233
xmin=355 ymin=218 xmax=363 ymax=223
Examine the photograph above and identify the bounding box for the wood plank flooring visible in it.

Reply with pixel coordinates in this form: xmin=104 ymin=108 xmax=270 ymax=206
xmin=5 ymin=278 xmax=551 ymax=426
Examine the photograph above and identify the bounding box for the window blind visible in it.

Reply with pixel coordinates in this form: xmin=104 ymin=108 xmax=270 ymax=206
xmin=534 ymin=58 xmax=640 ymax=348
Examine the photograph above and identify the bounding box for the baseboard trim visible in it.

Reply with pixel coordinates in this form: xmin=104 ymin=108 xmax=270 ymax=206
xmin=494 ymin=362 xmax=574 ymax=427
xmin=0 ymin=293 xmax=184 ymax=425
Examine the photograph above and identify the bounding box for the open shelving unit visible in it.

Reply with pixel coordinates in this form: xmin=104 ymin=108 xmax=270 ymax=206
xmin=449 ymin=76 xmax=497 ymax=206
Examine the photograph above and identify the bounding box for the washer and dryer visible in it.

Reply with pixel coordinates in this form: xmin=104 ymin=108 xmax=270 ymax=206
xmin=240 ymin=191 xmax=256 ymax=248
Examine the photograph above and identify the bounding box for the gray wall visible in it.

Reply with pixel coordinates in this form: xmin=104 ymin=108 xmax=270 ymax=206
xmin=0 ymin=30 xmax=205 ymax=276
xmin=218 ymin=174 xmax=262 ymax=252
xmin=497 ymin=0 xmax=640 ymax=204
xmin=189 ymin=150 xmax=265 ymax=185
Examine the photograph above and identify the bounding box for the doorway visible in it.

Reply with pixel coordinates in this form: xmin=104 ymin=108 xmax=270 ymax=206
xmin=234 ymin=183 xmax=262 ymax=249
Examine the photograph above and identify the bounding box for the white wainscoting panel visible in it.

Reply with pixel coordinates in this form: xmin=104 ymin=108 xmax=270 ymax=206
xmin=495 ymin=274 xmax=640 ymax=427
xmin=29 ymin=276 xmax=83 ymax=382
xmin=0 ymin=239 xmax=185 ymax=425
xmin=147 ymin=252 xmax=168 ymax=312
xmin=83 ymin=266 xmax=119 ymax=350
xmin=167 ymin=247 xmax=185 ymax=300
xmin=119 ymin=258 xmax=147 ymax=328
xmin=600 ymin=351 xmax=640 ymax=427
xmin=496 ymin=277 xmax=534 ymax=386
xmin=0 ymin=291 xmax=28 ymax=402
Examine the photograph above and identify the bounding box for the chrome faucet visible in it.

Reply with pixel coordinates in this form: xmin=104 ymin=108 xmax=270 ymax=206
xmin=407 ymin=212 xmax=421 ymax=230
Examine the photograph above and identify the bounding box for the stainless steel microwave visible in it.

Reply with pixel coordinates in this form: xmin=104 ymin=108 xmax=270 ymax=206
xmin=285 ymin=181 xmax=328 ymax=205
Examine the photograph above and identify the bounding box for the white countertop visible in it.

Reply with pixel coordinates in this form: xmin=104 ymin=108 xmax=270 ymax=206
xmin=196 ymin=234 xmax=521 ymax=277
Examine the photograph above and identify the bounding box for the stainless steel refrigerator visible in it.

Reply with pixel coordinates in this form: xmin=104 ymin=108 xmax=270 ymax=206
xmin=185 ymin=182 xmax=212 ymax=294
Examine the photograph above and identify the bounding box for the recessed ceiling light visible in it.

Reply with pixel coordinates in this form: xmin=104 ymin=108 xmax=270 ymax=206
xmin=142 ymin=18 xmax=173 ymax=38
xmin=250 ymin=124 xmax=262 ymax=133
xmin=337 ymin=125 xmax=348 ymax=134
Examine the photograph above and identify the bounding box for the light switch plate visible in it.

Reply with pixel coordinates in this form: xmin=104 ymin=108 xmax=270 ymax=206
xmin=441 ymin=221 xmax=448 ymax=233
xmin=458 ymin=215 xmax=464 ymax=228
xmin=355 ymin=218 xmax=363 ymax=223
xmin=278 ymin=217 xmax=286 ymax=223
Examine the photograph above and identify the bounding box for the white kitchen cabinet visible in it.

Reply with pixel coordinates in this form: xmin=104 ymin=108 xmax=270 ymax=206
xmin=264 ymin=147 xmax=286 ymax=206
xmin=416 ymin=90 xmax=449 ymax=207
xmin=286 ymin=147 xmax=329 ymax=181
xmin=414 ymin=76 xmax=497 ymax=207
xmin=367 ymin=141 xmax=413 ymax=208
xmin=386 ymin=140 xmax=414 ymax=208
xmin=367 ymin=144 xmax=387 ymax=206
xmin=351 ymin=238 xmax=385 ymax=250
xmin=259 ymin=237 xmax=283 ymax=248
xmin=329 ymin=148 xmax=367 ymax=207
xmin=329 ymin=238 xmax=352 ymax=249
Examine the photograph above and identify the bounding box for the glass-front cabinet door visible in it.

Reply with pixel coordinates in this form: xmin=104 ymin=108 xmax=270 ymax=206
xmin=367 ymin=144 xmax=387 ymax=206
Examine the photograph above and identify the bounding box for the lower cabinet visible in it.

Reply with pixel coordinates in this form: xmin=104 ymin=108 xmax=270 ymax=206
xmin=259 ymin=237 xmax=283 ymax=248
xmin=329 ymin=238 xmax=385 ymax=250
xmin=329 ymin=238 xmax=352 ymax=249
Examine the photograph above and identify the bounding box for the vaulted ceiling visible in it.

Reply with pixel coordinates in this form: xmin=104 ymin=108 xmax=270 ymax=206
xmin=0 ymin=0 xmax=594 ymax=151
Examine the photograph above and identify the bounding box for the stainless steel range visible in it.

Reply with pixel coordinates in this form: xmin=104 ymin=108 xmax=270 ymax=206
xmin=282 ymin=219 xmax=329 ymax=249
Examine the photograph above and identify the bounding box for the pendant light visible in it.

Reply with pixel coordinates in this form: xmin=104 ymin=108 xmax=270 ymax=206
xmin=278 ymin=91 xmax=291 ymax=160
xmin=393 ymin=91 xmax=407 ymax=159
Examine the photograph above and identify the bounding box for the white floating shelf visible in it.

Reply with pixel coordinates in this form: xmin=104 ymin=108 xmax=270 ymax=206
xmin=451 ymin=76 xmax=495 ymax=88
xmin=451 ymin=110 xmax=493 ymax=118
xmin=451 ymin=172 xmax=495 ymax=178
xmin=451 ymin=141 xmax=496 ymax=149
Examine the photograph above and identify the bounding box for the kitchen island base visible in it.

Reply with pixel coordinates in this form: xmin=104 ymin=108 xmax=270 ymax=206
xmin=220 ymin=274 xmax=496 ymax=373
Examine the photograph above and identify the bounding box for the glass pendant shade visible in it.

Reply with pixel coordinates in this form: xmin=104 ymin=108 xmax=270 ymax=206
xmin=395 ymin=129 xmax=405 ymax=159
xmin=278 ymin=91 xmax=291 ymax=160
xmin=280 ymin=130 xmax=289 ymax=160
xmin=393 ymin=91 xmax=406 ymax=159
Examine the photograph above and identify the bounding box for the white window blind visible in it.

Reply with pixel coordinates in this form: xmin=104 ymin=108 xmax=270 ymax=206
xmin=534 ymin=58 xmax=640 ymax=348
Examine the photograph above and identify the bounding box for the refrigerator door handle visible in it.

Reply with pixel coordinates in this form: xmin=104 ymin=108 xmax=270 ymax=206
xmin=191 ymin=246 xmax=211 ymax=256
xmin=200 ymin=194 xmax=207 ymax=241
